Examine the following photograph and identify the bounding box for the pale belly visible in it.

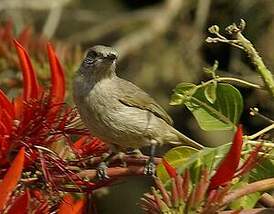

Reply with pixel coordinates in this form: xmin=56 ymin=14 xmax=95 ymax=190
xmin=76 ymin=94 xmax=164 ymax=149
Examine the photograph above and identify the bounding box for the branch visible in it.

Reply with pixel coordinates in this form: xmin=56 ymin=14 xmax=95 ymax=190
xmin=259 ymin=193 xmax=274 ymax=208
xmin=223 ymin=178 xmax=274 ymax=206
xmin=77 ymin=165 xmax=147 ymax=179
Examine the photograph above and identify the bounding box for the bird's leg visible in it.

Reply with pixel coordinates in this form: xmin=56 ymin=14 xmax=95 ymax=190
xmin=97 ymin=152 xmax=115 ymax=180
xmin=144 ymin=141 xmax=157 ymax=175
xmin=97 ymin=145 xmax=125 ymax=179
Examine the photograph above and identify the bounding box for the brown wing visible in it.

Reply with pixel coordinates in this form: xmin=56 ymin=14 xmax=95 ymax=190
xmin=116 ymin=78 xmax=173 ymax=125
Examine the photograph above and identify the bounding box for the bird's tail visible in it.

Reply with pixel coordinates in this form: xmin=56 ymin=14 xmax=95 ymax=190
xmin=166 ymin=128 xmax=204 ymax=150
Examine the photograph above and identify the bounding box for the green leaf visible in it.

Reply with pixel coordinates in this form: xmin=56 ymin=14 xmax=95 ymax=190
xmin=170 ymin=83 xmax=197 ymax=106
xmin=157 ymin=146 xmax=199 ymax=183
xmin=157 ymin=144 xmax=231 ymax=185
xmin=185 ymin=83 xmax=243 ymax=131
xmin=204 ymin=81 xmax=217 ymax=104
xmin=229 ymin=181 xmax=260 ymax=209
xmin=249 ymin=158 xmax=274 ymax=182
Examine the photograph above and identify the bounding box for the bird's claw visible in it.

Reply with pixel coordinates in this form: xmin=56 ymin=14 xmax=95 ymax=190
xmin=144 ymin=159 xmax=156 ymax=175
xmin=97 ymin=162 xmax=109 ymax=180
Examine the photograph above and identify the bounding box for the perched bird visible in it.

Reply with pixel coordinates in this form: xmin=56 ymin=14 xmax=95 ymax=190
xmin=73 ymin=45 xmax=203 ymax=175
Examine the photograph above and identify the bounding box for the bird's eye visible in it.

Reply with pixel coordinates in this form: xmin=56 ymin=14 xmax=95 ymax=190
xmin=87 ymin=50 xmax=98 ymax=59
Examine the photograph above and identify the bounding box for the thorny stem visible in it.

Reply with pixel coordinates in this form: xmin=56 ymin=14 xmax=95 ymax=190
xmin=207 ymin=20 xmax=274 ymax=97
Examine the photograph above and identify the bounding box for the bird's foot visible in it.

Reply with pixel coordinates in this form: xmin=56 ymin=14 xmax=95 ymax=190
xmin=116 ymin=152 xmax=127 ymax=167
xmin=144 ymin=158 xmax=156 ymax=176
xmin=127 ymin=149 xmax=143 ymax=158
xmin=97 ymin=162 xmax=109 ymax=180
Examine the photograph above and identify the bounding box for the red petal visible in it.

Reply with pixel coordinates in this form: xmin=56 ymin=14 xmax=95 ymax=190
xmin=13 ymin=40 xmax=40 ymax=101
xmin=209 ymin=125 xmax=243 ymax=190
xmin=0 ymin=109 xmax=13 ymax=135
xmin=236 ymin=144 xmax=262 ymax=177
xmin=162 ymin=158 xmax=177 ymax=178
xmin=47 ymin=43 xmax=65 ymax=106
xmin=0 ymin=89 xmax=14 ymax=118
xmin=58 ymin=194 xmax=85 ymax=214
xmin=12 ymin=97 xmax=23 ymax=120
xmin=7 ymin=189 xmax=29 ymax=214
xmin=0 ymin=147 xmax=25 ymax=210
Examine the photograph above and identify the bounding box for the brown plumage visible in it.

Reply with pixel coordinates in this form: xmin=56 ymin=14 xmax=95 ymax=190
xmin=73 ymin=45 xmax=203 ymax=152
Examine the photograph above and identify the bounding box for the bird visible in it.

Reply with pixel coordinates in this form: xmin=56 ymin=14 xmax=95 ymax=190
xmin=73 ymin=45 xmax=203 ymax=176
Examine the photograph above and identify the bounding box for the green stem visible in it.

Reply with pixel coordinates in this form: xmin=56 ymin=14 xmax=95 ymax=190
xmin=247 ymin=124 xmax=274 ymax=140
xmin=200 ymin=77 xmax=262 ymax=89
xmin=236 ymin=32 xmax=274 ymax=97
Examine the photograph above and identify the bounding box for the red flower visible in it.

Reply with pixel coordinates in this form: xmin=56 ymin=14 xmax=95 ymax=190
xmin=162 ymin=158 xmax=177 ymax=178
xmin=73 ymin=135 xmax=108 ymax=157
xmin=209 ymin=125 xmax=262 ymax=190
xmin=0 ymin=40 xmax=95 ymax=166
xmin=0 ymin=147 xmax=25 ymax=211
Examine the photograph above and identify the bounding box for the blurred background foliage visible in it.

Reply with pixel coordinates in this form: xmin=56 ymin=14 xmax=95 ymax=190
xmin=0 ymin=0 xmax=273 ymax=213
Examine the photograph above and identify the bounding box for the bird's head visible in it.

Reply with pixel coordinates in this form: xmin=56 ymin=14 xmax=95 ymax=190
xmin=79 ymin=45 xmax=118 ymax=80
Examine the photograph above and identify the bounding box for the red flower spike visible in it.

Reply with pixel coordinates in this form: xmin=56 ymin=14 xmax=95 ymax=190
xmin=13 ymin=40 xmax=40 ymax=101
xmin=0 ymin=147 xmax=25 ymax=211
xmin=47 ymin=43 xmax=65 ymax=106
xmin=209 ymin=125 xmax=243 ymax=190
xmin=7 ymin=189 xmax=30 ymax=214
xmin=182 ymin=169 xmax=190 ymax=201
xmin=235 ymin=144 xmax=262 ymax=177
xmin=0 ymin=89 xmax=14 ymax=118
xmin=73 ymin=136 xmax=107 ymax=157
xmin=162 ymin=158 xmax=177 ymax=178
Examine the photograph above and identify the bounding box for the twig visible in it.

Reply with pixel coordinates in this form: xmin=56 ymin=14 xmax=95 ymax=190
xmin=259 ymin=193 xmax=274 ymax=208
xmin=77 ymin=166 xmax=147 ymax=179
xmin=223 ymin=178 xmax=274 ymax=206
xmin=207 ymin=20 xmax=274 ymax=97
xmin=247 ymin=124 xmax=274 ymax=140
